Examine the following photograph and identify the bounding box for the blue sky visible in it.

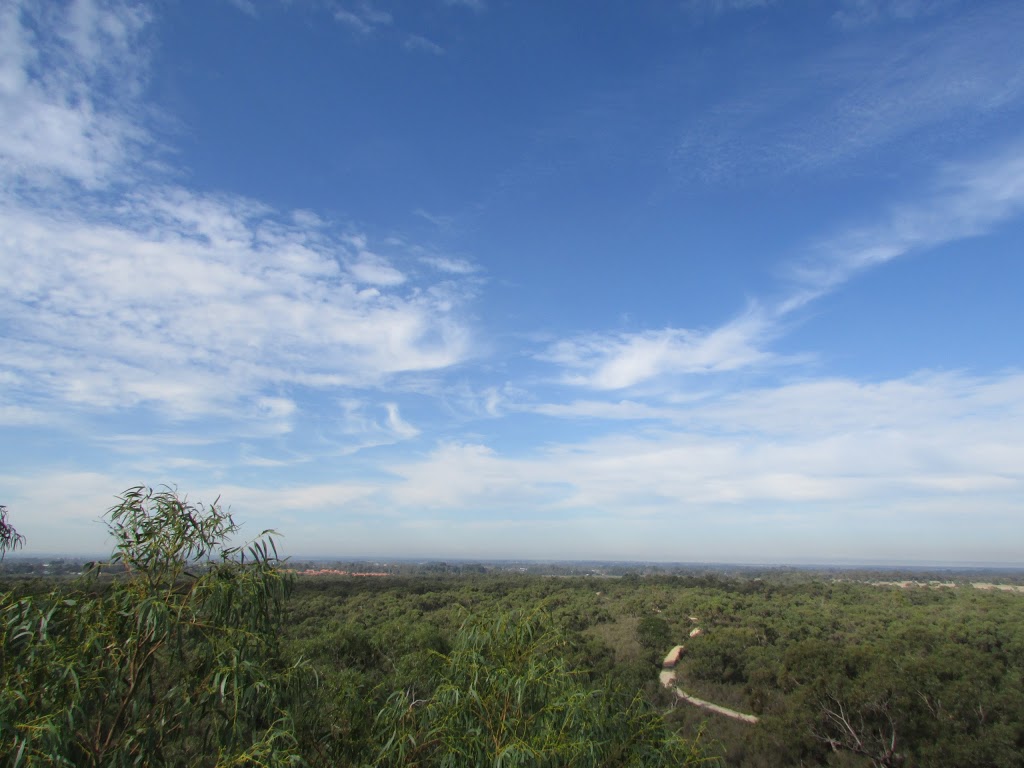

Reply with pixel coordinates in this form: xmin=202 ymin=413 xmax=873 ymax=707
xmin=1 ymin=0 xmax=1022 ymax=564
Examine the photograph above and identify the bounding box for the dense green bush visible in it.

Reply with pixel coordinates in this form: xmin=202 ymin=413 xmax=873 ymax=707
xmin=370 ymin=610 xmax=711 ymax=767
xmin=0 ymin=487 xmax=308 ymax=767
xmin=2 ymin=491 xmax=715 ymax=767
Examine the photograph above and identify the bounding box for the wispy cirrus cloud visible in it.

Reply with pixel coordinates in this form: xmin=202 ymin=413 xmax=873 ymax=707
xmin=346 ymin=248 xmax=408 ymax=286
xmin=546 ymin=137 xmax=1024 ymax=391
xmin=675 ymin=1 xmax=1024 ymax=180
xmin=832 ymin=0 xmax=957 ymax=28
xmin=524 ymin=399 xmax=686 ymax=422
xmin=420 ymin=254 xmax=479 ymax=275
xmin=333 ymin=2 xmax=393 ymax=34
xmin=682 ymin=0 xmax=775 ymax=16
xmin=542 ymin=308 xmax=772 ymax=390
xmin=335 ymin=399 xmax=421 ymax=453
xmin=404 ymin=34 xmax=444 ymax=55
xmin=224 ymin=0 xmax=258 ymax=17
xmin=781 ymin=140 xmax=1024 ymax=312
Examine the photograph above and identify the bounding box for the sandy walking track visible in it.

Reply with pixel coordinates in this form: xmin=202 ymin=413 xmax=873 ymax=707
xmin=659 ymin=669 xmax=760 ymax=724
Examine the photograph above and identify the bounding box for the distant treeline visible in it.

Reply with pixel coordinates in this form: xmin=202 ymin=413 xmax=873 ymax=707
xmin=6 ymin=553 xmax=1023 ymax=583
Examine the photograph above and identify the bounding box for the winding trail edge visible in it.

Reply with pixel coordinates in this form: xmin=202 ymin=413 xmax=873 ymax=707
xmin=659 ymin=670 xmax=760 ymax=724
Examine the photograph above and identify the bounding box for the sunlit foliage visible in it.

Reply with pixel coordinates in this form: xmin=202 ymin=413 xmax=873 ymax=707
xmin=0 ymin=487 xmax=308 ymax=767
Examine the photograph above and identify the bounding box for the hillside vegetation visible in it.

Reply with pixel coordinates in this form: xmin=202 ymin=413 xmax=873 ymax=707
xmin=2 ymin=489 xmax=1023 ymax=766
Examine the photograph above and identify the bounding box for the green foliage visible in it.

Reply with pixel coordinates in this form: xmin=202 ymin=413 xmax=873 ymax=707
xmin=687 ymin=627 xmax=758 ymax=686
xmin=371 ymin=609 xmax=713 ymax=767
xmin=0 ymin=505 xmax=25 ymax=560
xmin=671 ymin=579 xmax=1024 ymax=767
xmin=635 ymin=616 xmax=671 ymax=652
xmin=0 ymin=486 xmax=308 ymax=767
xmin=255 ymin=565 xmax=1024 ymax=767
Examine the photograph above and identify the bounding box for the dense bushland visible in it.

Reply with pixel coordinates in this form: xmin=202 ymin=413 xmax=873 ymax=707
xmin=283 ymin=570 xmax=1024 ymax=767
xmin=3 ymin=490 xmax=1023 ymax=766
xmin=0 ymin=490 xmax=712 ymax=767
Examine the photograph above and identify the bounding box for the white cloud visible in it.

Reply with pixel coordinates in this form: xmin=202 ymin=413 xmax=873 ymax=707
xmin=212 ymin=482 xmax=378 ymax=513
xmin=0 ymin=2 xmax=477 ymax=430
xmin=384 ymin=403 xmax=419 ymax=439
xmin=0 ymin=189 xmax=474 ymax=420
xmin=404 ymin=35 xmax=444 ymax=55
xmin=782 ymin=141 xmax=1024 ymax=312
xmin=348 ymin=251 xmax=407 ymax=286
xmin=256 ymin=397 xmax=297 ymax=420
xmin=0 ymin=0 xmax=150 ymax=189
xmin=526 ymin=399 xmax=680 ymax=421
xmin=832 ymin=0 xmax=950 ymax=28
xmin=61 ymin=0 xmax=150 ymax=68
xmin=0 ymin=404 xmax=56 ymax=427
xmin=420 ymin=254 xmax=479 ymax=275
xmin=334 ymin=399 xmax=421 ymax=452
xmin=334 ymin=2 xmax=393 ymax=34
xmin=225 ymin=0 xmax=258 ymax=17
xmin=384 ymin=369 xmax=1024 ymax=518
xmin=412 ymin=208 xmax=456 ymax=231
xmin=8 ymin=368 xmax=1021 ymax=560
xmin=544 ymin=308 xmax=771 ymax=390
xmin=390 ymin=442 xmax=535 ymax=508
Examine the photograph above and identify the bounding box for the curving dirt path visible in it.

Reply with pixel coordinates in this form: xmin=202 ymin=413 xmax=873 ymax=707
xmin=659 ymin=668 xmax=759 ymax=724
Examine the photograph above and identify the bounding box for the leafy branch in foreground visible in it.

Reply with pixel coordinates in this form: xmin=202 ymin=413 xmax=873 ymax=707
xmin=0 ymin=505 xmax=25 ymax=560
xmin=0 ymin=486 xmax=309 ymax=768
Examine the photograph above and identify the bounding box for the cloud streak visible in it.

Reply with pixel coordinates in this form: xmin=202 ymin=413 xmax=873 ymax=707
xmin=545 ymin=137 xmax=1024 ymax=391
xmin=333 ymin=2 xmax=393 ymax=34
xmin=782 ymin=140 xmax=1024 ymax=312
xmin=675 ymin=2 xmax=1024 ymax=180
xmin=832 ymin=0 xmax=954 ymax=28
xmin=543 ymin=309 xmax=772 ymax=390
xmin=404 ymin=35 xmax=444 ymax=55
